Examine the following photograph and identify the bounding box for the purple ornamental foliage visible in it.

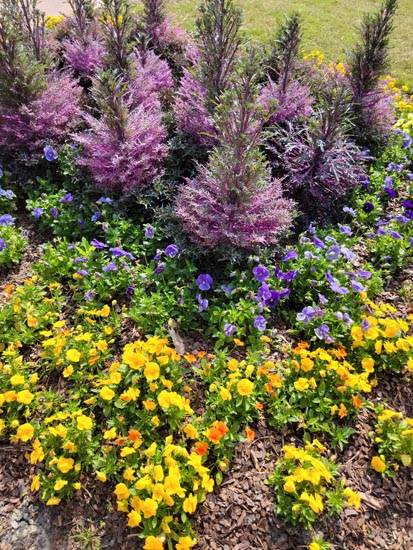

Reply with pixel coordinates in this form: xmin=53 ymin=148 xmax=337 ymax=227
xmin=75 ymin=90 xmax=167 ymax=193
xmin=196 ymin=274 xmax=213 ymax=291
xmin=252 ymin=265 xmax=270 ymax=282
xmin=357 ymin=83 xmax=396 ymax=141
xmin=254 ymin=315 xmax=267 ymax=331
xmin=63 ymin=33 xmax=106 ymax=76
xmin=174 ymin=69 xmax=217 ymax=147
xmin=176 ymin=165 xmax=294 ymax=249
xmin=149 ymin=17 xmax=190 ymax=50
xmin=164 ymin=244 xmax=179 ymax=258
xmin=127 ymin=51 xmax=174 ymax=110
xmin=0 ymin=72 xmax=82 ymax=152
xmin=223 ymin=323 xmax=237 ymax=337
xmin=259 ymin=77 xmax=313 ymax=125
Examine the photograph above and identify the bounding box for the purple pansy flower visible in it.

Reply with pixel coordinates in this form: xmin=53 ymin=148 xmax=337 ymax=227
xmin=224 ymin=323 xmax=237 ymax=337
xmin=254 ymin=315 xmax=267 ymax=331
xmin=0 ymin=214 xmax=14 ymax=226
xmin=0 ymin=238 xmax=6 ymax=251
xmin=197 ymin=294 xmax=208 ymax=312
xmin=126 ymin=286 xmax=135 ymax=296
xmin=350 ymin=280 xmax=365 ymax=292
xmin=253 ymin=265 xmax=270 ymax=282
xmin=97 ymin=197 xmax=113 ymax=204
xmin=33 ymin=207 xmax=44 ymax=218
xmin=165 ymin=244 xmax=179 ymax=258
xmin=44 ymin=145 xmax=58 ymax=161
xmin=362 ymin=201 xmax=374 ymax=213
xmin=145 ymin=225 xmax=155 ymax=238
xmin=102 ymin=262 xmax=118 ymax=272
xmin=153 ymin=262 xmax=166 ymax=275
xmin=282 ymin=250 xmax=298 ymax=261
xmin=196 ymin=274 xmax=213 ymax=291
xmin=59 ymin=193 xmax=74 ymax=203
xmin=109 ymin=247 xmax=135 ymax=260
xmin=90 ymin=239 xmax=108 ymax=249
xmin=85 ymin=290 xmax=94 ymax=302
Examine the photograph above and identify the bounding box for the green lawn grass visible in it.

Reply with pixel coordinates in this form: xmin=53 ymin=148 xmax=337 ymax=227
xmin=166 ymin=0 xmax=413 ymax=87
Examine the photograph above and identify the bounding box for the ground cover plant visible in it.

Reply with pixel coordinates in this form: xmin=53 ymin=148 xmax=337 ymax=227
xmin=0 ymin=0 xmax=413 ymax=549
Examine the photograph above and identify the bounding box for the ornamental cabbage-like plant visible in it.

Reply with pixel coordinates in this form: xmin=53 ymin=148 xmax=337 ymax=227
xmin=175 ymin=51 xmax=294 ymax=250
xmin=63 ymin=0 xmax=105 ymax=76
xmin=174 ymin=0 xmax=243 ymax=145
xmin=261 ymin=13 xmax=313 ymax=125
xmin=75 ymin=70 xmax=167 ymax=193
xmin=268 ymin=77 xmax=366 ymax=222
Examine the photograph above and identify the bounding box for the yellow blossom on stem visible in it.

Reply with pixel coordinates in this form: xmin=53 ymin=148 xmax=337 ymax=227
xmin=371 ymin=456 xmax=386 ymax=473
xmin=114 ymin=482 xmax=130 ymax=500
xmin=16 ymin=423 xmax=34 ymax=442
xmin=236 ymin=378 xmax=254 ymax=396
xmin=143 ymin=536 xmax=164 ymax=550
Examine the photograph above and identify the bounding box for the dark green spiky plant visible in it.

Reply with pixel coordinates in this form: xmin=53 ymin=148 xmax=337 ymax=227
xmin=0 ymin=1 xmax=45 ymax=109
xmin=100 ymin=0 xmax=135 ymax=74
xmin=141 ymin=0 xmax=166 ymax=33
xmin=67 ymin=0 xmax=97 ymax=37
xmin=347 ymin=0 xmax=398 ymax=147
xmin=195 ymin=0 xmax=243 ymax=110
xmin=267 ymin=12 xmax=302 ymax=92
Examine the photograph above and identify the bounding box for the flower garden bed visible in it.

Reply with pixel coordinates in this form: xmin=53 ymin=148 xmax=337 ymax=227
xmin=1 ymin=1 xmax=413 ymax=549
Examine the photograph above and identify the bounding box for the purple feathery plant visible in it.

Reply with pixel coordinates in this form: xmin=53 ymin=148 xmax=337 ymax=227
xmin=174 ymin=68 xmax=217 ymax=147
xmin=260 ymin=13 xmax=313 ymax=125
xmin=174 ymin=0 xmax=242 ymax=145
xmin=74 ymin=71 xmax=167 ymax=193
xmin=0 ymin=71 xmax=82 ymax=152
xmin=268 ymin=77 xmax=366 ymax=221
xmin=127 ymin=49 xmax=174 ymax=109
xmin=175 ymin=51 xmax=295 ymax=250
xmin=63 ymin=1 xmax=105 ymax=76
